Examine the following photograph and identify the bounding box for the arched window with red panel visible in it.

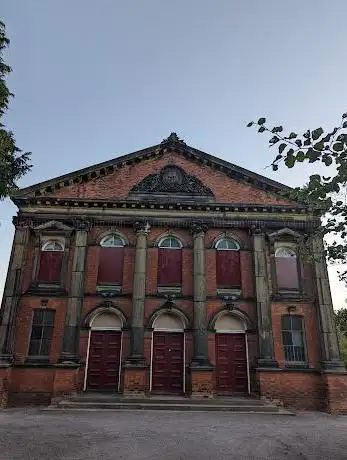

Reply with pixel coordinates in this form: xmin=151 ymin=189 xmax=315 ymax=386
xmin=215 ymin=237 xmax=241 ymax=288
xmin=38 ymin=240 xmax=64 ymax=283
xmin=157 ymin=236 xmax=183 ymax=287
xmin=275 ymin=247 xmax=299 ymax=291
xmin=97 ymin=234 xmax=125 ymax=286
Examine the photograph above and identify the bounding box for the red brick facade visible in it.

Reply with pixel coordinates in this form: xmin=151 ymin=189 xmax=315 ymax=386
xmin=0 ymin=134 xmax=346 ymax=411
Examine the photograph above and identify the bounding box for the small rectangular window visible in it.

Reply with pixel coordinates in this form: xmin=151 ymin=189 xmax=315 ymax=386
xmin=28 ymin=309 xmax=55 ymax=357
xmin=281 ymin=315 xmax=306 ymax=365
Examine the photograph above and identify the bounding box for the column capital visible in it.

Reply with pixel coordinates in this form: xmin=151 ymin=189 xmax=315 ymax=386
xmin=249 ymin=224 xmax=267 ymax=236
xmin=73 ymin=218 xmax=91 ymax=232
xmin=190 ymin=222 xmax=208 ymax=236
xmin=12 ymin=216 xmax=31 ymax=230
xmin=133 ymin=220 xmax=151 ymax=234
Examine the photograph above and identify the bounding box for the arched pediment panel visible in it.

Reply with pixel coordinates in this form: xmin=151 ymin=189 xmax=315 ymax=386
xmin=82 ymin=302 xmax=128 ymax=329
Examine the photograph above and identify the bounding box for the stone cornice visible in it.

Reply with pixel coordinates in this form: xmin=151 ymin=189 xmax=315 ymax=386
xmin=16 ymin=213 xmax=320 ymax=231
xmin=13 ymin=196 xmax=312 ymax=215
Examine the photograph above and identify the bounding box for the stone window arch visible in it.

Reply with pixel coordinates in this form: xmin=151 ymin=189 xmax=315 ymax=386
xmin=41 ymin=240 xmax=65 ymax=251
xmin=215 ymin=237 xmax=240 ymax=251
xmin=158 ymin=236 xmax=183 ymax=249
xmin=100 ymin=234 xmax=126 ymax=248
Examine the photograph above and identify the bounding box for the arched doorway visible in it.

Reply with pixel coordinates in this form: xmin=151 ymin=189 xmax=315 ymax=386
xmin=214 ymin=312 xmax=249 ymax=394
xmin=85 ymin=310 xmax=123 ymax=391
xmin=151 ymin=312 xmax=185 ymax=394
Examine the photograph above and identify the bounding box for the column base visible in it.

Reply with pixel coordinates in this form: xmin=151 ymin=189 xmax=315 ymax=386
xmin=59 ymin=352 xmax=80 ymax=365
xmin=320 ymin=360 xmax=346 ymax=372
xmin=190 ymin=356 xmax=214 ymax=369
xmin=257 ymin=357 xmax=279 ymax=369
xmin=0 ymin=354 xmax=13 ymax=366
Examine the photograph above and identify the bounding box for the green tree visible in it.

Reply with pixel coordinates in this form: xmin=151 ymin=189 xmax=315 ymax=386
xmin=247 ymin=115 xmax=347 ymax=280
xmin=335 ymin=308 xmax=347 ymax=364
xmin=0 ymin=20 xmax=31 ymax=198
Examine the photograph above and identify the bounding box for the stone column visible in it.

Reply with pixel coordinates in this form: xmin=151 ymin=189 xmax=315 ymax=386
xmin=123 ymin=221 xmax=150 ymax=395
xmin=190 ymin=223 xmax=213 ymax=397
xmin=252 ymin=228 xmax=278 ymax=368
xmin=60 ymin=221 xmax=89 ymax=363
xmin=128 ymin=221 xmax=150 ymax=364
xmin=191 ymin=223 xmax=211 ymax=368
xmin=312 ymin=235 xmax=344 ymax=370
xmin=0 ymin=218 xmax=30 ymax=364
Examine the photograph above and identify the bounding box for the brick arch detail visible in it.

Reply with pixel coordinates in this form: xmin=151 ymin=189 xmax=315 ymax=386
xmin=147 ymin=302 xmax=191 ymax=329
xmin=208 ymin=306 xmax=254 ymax=332
xmin=82 ymin=301 xmax=128 ymax=329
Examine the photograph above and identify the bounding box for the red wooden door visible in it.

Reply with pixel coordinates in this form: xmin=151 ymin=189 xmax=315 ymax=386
xmin=152 ymin=332 xmax=184 ymax=394
xmin=215 ymin=333 xmax=248 ymax=394
xmin=87 ymin=331 xmax=122 ymax=391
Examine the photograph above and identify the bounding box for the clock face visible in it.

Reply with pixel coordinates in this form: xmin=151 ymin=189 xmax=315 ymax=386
xmin=162 ymin=167 xmax=183 ymax=188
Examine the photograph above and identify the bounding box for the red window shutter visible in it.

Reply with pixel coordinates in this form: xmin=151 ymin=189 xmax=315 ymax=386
xmin=97 ymin=247 xmax=124 ymax=284
xmin=276 ymin=257 xmax=299 ymax=290
xmin=38 ymin=251 xmax=63 ymax=283
xmin=158 ymin=249 xmax=182 ymax=286
xmin=216 ymin=251 xmax=241 ymax=288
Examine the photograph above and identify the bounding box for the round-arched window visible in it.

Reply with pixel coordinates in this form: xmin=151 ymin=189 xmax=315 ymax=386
xmin=100 ymin=234 xmax=125 ymax=248
xmin=215 ymin=238 xmax=239 ymax=251
xmin=158 ymin=236 xmax=183 ymax=249
xmin=41 ymin=240 xmax=64 ymax=252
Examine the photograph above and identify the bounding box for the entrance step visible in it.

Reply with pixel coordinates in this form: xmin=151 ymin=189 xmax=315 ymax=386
xmin=45 ymin=394 xmax=294 ymax=415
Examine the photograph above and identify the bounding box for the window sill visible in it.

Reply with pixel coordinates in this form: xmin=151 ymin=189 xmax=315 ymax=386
xmin=96 ymin=284 xmax=122 ymax=297
xmin=96 ymin=284 xmax=122 ymax=292
xmin=27 ymin=282 xmax=66 ymax=296
xmin=217 ymin=288 xmax=241 ymax=298
xmin=284 ymin=363 xmax=309 ymax=370
xmin=157 ymin=286 xmax=182 ymax=296
xmin=25 ymin=356 xmax=50 ymax=365
xmin=272 ymin=292 xmax=306 ymax=302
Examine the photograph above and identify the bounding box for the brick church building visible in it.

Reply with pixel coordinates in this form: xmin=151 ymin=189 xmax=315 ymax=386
xmin=0 ymin=133 xmax=346 ymax=411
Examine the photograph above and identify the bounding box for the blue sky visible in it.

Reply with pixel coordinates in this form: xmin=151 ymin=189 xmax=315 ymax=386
xmin=2 ymin=0 xmax=346 ymax=307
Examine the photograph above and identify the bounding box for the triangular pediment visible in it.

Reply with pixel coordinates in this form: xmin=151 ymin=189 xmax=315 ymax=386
xmin=12 ymin=133 xmax=298 ymax=208
xmin=268 ymin=227 xmax=303 ymax=241
xmin=32 ymin=220 xmax=74 ymax=233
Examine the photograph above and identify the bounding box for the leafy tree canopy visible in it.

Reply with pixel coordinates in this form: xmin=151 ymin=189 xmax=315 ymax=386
xmin=247 ymin=114 xmax=347 ymax=280
xmin=0 ymin=21 xmax=31 ymax=198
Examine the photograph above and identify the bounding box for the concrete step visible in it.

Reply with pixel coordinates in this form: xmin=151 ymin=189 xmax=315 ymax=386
xmin=67 ymin=395 xmax=266 ymax=406
xmin=45 ymin=396 xmax=294 ymax=415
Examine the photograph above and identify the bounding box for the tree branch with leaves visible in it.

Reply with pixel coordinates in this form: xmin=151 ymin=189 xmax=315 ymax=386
xmin=0 ymin=20 xmax=31 ymax=199
xmin=247 ymin=114 xmax=347 ymax=280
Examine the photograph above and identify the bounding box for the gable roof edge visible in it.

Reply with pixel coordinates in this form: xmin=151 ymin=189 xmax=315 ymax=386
xmin=11 ymin=139 xmax=293 ymax=202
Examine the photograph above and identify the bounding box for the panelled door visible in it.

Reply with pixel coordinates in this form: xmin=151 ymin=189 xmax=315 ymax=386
xmin=215 ymin=333 xmax=248 ymax=394
xmin=87 ymin=331 xmax=122 ymax=390
xmin=152 ymin=332 xmax=184 ymax=394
